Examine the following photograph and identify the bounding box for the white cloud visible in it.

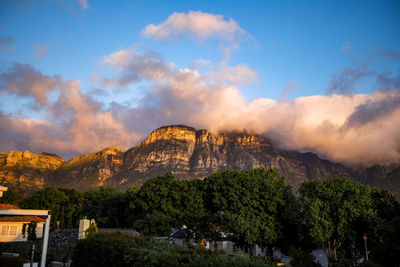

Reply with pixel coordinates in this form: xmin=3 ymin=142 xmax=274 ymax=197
xmin=141 ymin=11 xmax=246 ymax=42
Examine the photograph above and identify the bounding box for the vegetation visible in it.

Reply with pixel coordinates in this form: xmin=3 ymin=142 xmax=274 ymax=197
xmin=22 ymin=221 xmax=37 ymax=240
xmin=1 ymin=167 xmax=399 ymax=266
xmin=72 ymin=231 xmax=273 ymax=267
xmin=0 ymin=256 xmax=26 ymax=267
xmin=203 ymin=168 xmax=287 ymax=255
xmin=299 ymin=177 xmax=375 ymax=260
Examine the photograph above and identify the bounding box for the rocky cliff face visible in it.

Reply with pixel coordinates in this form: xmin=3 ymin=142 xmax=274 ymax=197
xmin=1 ymin=125 xmax=399 ymax=196
xmin=51 ymin=147 xmax=125 ymax=191
xmin=0 ymin=151 xmax=64 ymax=193
xmin=114 ymin=125 xmax=361 ymax=190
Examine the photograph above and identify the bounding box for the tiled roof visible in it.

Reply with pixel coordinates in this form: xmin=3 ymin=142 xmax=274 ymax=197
xmin=0 ymin=216 xmax=45 ymax=223
xmin=0 ymin=204 xmax=20 ymax=209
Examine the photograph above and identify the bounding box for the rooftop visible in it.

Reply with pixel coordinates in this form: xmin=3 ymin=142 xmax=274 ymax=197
xmin=0 ymin=204 xmax=20 ymax=209
xmin=0 ymin=216 xmax=45 ymax=223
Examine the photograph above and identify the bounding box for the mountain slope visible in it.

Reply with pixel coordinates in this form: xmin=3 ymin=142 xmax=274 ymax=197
xmin=1 ymin=125 xmax=399 ymax=197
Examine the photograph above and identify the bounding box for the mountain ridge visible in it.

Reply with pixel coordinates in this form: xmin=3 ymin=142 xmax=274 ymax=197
xmin=1 ymin=125 xmax=399 ymax=196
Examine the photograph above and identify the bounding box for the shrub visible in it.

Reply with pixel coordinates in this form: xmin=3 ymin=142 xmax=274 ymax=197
xmin=0 ymin=256 xmax=26 ymax=267
xmin=71 ymin=231 xmax=142 ymax=267
xmin=357 ymin=260 xmax=383 ymax=267
xmin=71 ymin=231 xmax=273 ymax=267
xmin=289 ymin=249 xmax=322 ymax=267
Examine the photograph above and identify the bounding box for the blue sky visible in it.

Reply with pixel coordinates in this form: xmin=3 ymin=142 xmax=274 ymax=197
xmin=0 ymin=0 xmax=400 ymax=164
xmin=2 ymin=0 xmax=399 ymax=101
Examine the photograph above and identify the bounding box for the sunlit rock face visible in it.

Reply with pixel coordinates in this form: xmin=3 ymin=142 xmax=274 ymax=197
xmin=52 ymin=147 xmax=125 ymax=191
xmin=0 ymin=151 xmax=64 ymax=193
xmin=118 ymin=125 xmax=353 ymax=188
xmin=121 ymin=125 xmax=197 ymax=185
xmin=0 ymin=125 xmax=399 ymax=197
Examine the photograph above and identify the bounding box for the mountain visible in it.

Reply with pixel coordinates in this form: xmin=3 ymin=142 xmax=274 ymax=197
xmin=0 ymin=151 xmax=64 ymax=192
xmin=1 ymin=125 xmax=399 ymax=196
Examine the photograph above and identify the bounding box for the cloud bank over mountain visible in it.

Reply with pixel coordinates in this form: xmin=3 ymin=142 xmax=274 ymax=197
xmin=1 ymin=11 xmax=399 ymax=166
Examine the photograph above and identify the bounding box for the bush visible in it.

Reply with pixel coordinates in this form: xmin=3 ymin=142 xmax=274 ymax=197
xmin=0 ymin=256 xmax=26 ymax=267
xmin=357 ymin=260 xmax=383 ymax=267
xmin=71 ymin=231 xmax=273 ymax=267
xmin=71 ymin=231 xmax=145 ymax=267
xmin=328 ymin=255 xmax=353 ymax=267
xmin=289 ymin=249 xmax=322 ymax=267
xmin=124 ymin=240 xmax=270 ymax=267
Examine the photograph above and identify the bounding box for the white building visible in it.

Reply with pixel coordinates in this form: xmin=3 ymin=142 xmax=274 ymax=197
xmin=0 ymin=186 xmax=51 ymax=267
xmin=0 ymin=204 xmax=45 ymax=242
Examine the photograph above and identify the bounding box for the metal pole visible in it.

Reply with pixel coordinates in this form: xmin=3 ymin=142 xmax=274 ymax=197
xmin=30 ymin=244 xmax=35 ymax=267
xmin=363 ymin=234 xmax=368 ymax=261
xmin=40 ymin=215 xmax=51 ymax=267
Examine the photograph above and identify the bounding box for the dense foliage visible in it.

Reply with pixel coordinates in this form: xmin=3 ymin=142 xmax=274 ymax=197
xmin=2 ymin=167 xmax=400 ymax=266
xmin=299 ymin=177 xmax=375 ymax=260
xmin=72 ymin=231 xmax=272 ymax=267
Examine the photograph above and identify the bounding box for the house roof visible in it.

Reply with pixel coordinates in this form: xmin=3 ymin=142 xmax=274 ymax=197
xmin=0 ymin=204 xmax=20 ymax=209
xmin=0 ymin=216 xmax=45 ymax=223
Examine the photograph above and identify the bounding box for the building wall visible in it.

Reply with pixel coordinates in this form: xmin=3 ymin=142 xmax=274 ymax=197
xmin=207 ymin=240 xmax=268 ymax=257
xmin=0 ymin=222 xmax=44 ymax=242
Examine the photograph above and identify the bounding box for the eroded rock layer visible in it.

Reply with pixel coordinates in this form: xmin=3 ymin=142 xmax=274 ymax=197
xmin=1 ymin=125 xmax=399 ymax=196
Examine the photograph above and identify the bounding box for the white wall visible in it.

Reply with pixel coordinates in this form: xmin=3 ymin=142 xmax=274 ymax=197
xmin=0 ymin=222 xmax=44 ymax=242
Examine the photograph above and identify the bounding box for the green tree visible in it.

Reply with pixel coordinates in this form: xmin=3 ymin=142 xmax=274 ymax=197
xmin=22 ymin=221 xmax=37 ymax=241
xmin=176 ymin=179 xmax=210 ymax=245
xmin=58 ymin=188 xmax=84 ymax=228
xmin=131 ymin=174 xmax=209 ymax=239
xmin=132 ymin=212 xmax=172 ymax=237
xmin=82 ymin=187 xmax=125 ymax=227
xmin=20 ymin=187 xmax=69 ymax=229
xmin=274 ymin=185 xmax=313 ymax=254
xmin=131 ymin=173 xmax=181 ymax=236
xmin=299 ymin=177 xmax=375 ymax=260
xmin=203 ymin=168 xmax=286 ymax=256
xmin=0 ymin=189 xmax=25 ymax=205
xmin=365 ymin=188 xmax=400 ymax=267
xmin=85 ymin=221 xmax=98 ymax=237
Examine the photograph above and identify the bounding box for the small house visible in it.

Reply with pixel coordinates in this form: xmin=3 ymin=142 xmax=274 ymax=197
xmin=0 ymin=204 xmax=46 ymax=242
xmin=0 ymin=186 xmax=51 ymax=267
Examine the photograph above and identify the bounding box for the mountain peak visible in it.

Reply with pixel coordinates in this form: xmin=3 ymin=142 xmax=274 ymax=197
xmin=142 ymin=125 xmax=197 ymax=145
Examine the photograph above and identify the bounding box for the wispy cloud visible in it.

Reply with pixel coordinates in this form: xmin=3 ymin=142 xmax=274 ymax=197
xmin=342 ymin=41 xmax=352 ymax=53
xmin=375 ymin=70 xmax=400 ymax=91
xmin=280 ymin=80 xmax=297 ymax=101
xmin=34 ymin=43 xmax=48 ymax=59
xmin=378 ymin=49 xmax=400 ymax=60
xmin=77 ymin=0 xmax=88 ymax=10
xmin=0 ymin=36 xmax=16 ymax=51
xmin=327 ymin=63 xmax=374 ymax=95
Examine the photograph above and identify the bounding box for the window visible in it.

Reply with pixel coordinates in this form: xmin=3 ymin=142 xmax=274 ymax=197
xmin=1 ymin=225 xmax=9 ymax=235
xmin=9 ymin=226 xmax=17 ymax=235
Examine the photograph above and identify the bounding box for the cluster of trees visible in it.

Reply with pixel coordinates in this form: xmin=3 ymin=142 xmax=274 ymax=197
xmin=1 ymin=186 xmax=134 ymax=229
xmin=2 ymin=167 xmax=399 ymax=266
